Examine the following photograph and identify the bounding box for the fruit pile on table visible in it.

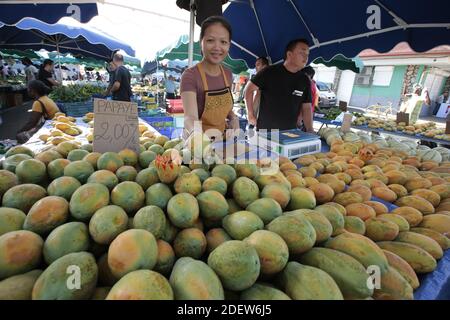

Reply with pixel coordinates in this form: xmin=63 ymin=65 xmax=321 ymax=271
xmin=0 ymin=123 xmax=449 ymax=300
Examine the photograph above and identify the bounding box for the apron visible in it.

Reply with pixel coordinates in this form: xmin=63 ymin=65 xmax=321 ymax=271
xmin=197 ymin=63 xmax=233 ymax=139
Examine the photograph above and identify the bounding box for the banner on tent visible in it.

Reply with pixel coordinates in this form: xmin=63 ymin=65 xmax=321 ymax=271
xmin=93 ymin=98 xmax=140 ymax=154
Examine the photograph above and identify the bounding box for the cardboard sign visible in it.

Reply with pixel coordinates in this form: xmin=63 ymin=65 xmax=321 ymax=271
xmin=338 ymin=101 xmax=348 ymax=112
xmin=93 ymin=98 xmax=140 ymax=154
xmin=446 ymin=120 xmax=450 ymax=134
xmin=341 ymin=113 xmax=353 ymax=132
xmin=396 ymin=112 xmax=410 ymax=126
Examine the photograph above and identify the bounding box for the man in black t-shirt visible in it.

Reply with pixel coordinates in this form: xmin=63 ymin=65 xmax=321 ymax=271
xmin=109 ymin=53 xmax=132 ymax=102
xmin=244 ymin=39 xmax=312 ymax=132
xmin=37 ymin=59 xmax=59 ymax=89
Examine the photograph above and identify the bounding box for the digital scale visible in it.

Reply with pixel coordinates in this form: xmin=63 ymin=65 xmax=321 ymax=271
xmin=249 ymin=129 xmax=321 ymax=159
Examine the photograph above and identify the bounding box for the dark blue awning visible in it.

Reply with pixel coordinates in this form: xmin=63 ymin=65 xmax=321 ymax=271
xmin=223 ymin=0 xmax=450 ymax=67
xmin=0 ymin=2 xmax=98 ymax=25
xmin=0 ymin=17 xmax=135 ymax=60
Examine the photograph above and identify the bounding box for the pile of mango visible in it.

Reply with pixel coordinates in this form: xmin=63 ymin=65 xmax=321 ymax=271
xmin=363 ymin=118 xmax=448 ymax=140
xmin=0 ymin=130 xmax=449 ymax=300
xmin=38 ymin=113 xmax=84 ymax=146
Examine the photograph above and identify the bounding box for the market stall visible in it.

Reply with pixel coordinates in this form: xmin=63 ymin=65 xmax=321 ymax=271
xmin=314 ymin=109 xmax=450 ymax=147
xmin=0 ymin=0 xmax=449 ymax=303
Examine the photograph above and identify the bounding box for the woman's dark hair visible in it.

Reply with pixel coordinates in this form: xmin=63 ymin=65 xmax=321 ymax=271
xmin=21 ymin=57 xmax=32 ymax=66
xmin=256 ymin=57 xmax=269 ymax=66
xmin=41 ymin=59 xmax=54 ymax=69
xmin=28 ymin=80 xmax=51 ymax=96
xmin=200 ymin=16 xmax=232 ymax=41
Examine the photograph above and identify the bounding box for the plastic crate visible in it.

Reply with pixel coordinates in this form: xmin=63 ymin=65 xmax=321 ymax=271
xmin=57 ymin=101 xmax=93 ymax=117
xmin=167 ymin=99 xmax=183 ymax=113
xmin=158 ymin=127 xmax=183 ymax=139
xmin=139 ymin=109 xmax=166 ymax=117
xmin=141 ymin=116 xmax=174 ymax=129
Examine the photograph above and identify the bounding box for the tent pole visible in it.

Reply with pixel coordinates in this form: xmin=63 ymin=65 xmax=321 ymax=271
xmin=56 ymin=41 xmax=63 ymax=82
xmin=188 ymin=0 xmax=195 ymax=67
xmin=156 ymin=60 xmax=159 ymax=107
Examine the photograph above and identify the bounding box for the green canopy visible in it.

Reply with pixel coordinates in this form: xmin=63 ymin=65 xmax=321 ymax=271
xmin=157 ymin=35 xmax=249 ymax=74
xmin=45 ymin=52 xmax=105 ymax=68
xmin=0 ymin=49 xmax=40 ymax=59
xmin=124 ymin=55 xmax=141 ymax=68
xmin=77 ymin=56 xmax=106 ymax=68
xmin=312 ymin=54 xmax=364 ymax=73
xmin=48 ymin=52 xmax=79 ymax=64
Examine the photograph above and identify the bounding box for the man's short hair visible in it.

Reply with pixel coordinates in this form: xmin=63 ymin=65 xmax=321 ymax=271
xmin=284 ymin=38 xmax=309 ymax=60
xmin=113 ymin=53 xmax=124 ymax=62
xmin=256 ymin=57 xmax=269 ymax=66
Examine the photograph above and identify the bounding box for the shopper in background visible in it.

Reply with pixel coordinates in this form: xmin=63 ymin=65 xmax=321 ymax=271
xmin=245 ymin=38 xmax=312 ymax=132
xmin=180 ymin=16 xmax=238 ymax=140
xmin=21 ymin=57 xmax=38 ymax=84
xmin=297 ymin=65 xmax=319 ymax=131
xmin=38 ymin=59 xmax=59 ymax=89
xmin=245 ymin=56 xmax=269 ymax=124
xmin=302 ymin=66 xmax=319 ymax=112
xmin=165 ymin=73 xmax=177 ymax=99
xmin=16 ymin=80 xmax=59 ymax=143
xmin=0 ymin=54 xmax=4 ymax=79
xmin=95 ymin=71 xmax=102 ymax=81
xmin=109 ymin=53 xmax=132 ymax=102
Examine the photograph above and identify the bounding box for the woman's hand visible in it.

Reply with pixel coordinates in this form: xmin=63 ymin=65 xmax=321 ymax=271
xmin=225 ymin=127 xmax=237 ymax=141
xmin=248 ymin=114 xmax=257 ymax=126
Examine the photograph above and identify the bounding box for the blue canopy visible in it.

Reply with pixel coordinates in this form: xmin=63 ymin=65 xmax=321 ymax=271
xmin=0 ymin=18 xmax=135 ymax=60
xmin=0 ymin=2 xmax=98 ymax=25
xmin=223 ymin=0 xmax=450 ymax=68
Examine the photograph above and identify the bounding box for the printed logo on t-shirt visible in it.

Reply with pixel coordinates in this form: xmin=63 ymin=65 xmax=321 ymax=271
xmin=292 ymin=90 xmax=304 ymax=97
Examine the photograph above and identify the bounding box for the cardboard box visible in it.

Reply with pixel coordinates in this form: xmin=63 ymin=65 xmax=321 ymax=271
xmin=396 ymin=112 xmax=409 ymax=125
xmin=339 ymin=101 xmax=348 ymax=111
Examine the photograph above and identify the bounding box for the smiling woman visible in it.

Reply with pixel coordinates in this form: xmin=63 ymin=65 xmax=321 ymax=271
xmin=180 ymin=16 xmax=239 ymax=141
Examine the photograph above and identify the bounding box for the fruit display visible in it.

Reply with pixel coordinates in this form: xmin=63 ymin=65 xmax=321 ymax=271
xmin=0 ymin=117 xmax=449 ymax=300
xmin=349 ymin=114 xmax=450 ymax=142
xmin=37 ymin=112 xmax=85 ymax=147
xmin=319 ymin=127 xmax=450 ymax=162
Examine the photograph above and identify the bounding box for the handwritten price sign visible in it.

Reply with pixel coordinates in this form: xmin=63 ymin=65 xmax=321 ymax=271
xmin=93 ymin=98 xmax=140 ymax=154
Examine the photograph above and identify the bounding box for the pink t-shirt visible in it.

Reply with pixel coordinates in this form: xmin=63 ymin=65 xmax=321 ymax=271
xmin=180 ymin=65 xmax=233 ymax=118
